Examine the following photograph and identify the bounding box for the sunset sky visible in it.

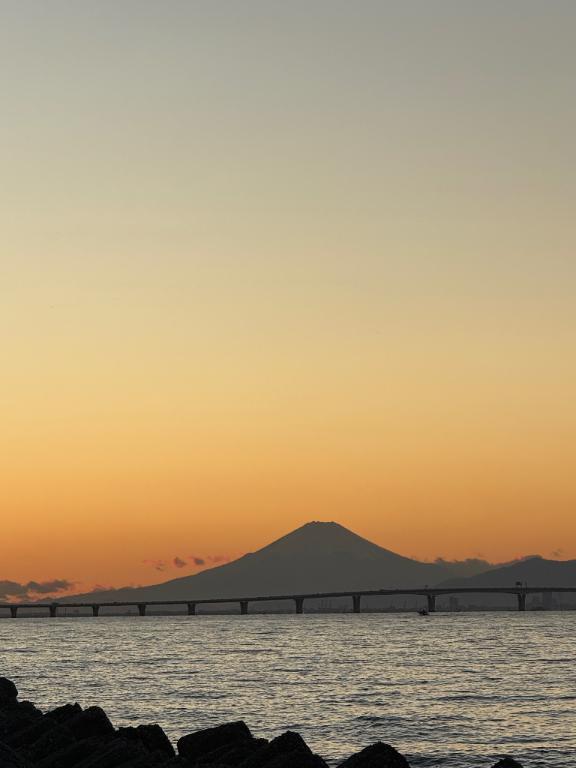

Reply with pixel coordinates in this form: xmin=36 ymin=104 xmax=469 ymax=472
xmin=1 ymin=2 xmax=575 ymax=597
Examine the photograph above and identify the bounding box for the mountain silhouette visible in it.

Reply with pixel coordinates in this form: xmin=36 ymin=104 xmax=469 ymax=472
xmin=70 ymin=521 xmax=456 ymax=603
xmin=439 ymin=556 xmax=576 ymax=589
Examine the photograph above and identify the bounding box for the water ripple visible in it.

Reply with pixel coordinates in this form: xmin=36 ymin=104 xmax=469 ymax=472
xmin=1 ymin=613 xmax=574 ymax=767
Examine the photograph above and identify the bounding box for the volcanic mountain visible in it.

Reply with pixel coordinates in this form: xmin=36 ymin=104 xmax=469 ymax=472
xmin=73 ymin=521 xmax=457 ymax=603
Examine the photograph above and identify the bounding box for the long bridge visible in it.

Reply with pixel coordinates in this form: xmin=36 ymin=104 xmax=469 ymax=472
xmin=2 ymin=586 xmax=575 ymax=618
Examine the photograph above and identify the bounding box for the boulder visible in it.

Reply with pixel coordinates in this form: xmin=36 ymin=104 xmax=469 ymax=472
xmin=0 ymin=740 xmax=28 ymax=768
xmin=4 ymin=716 xmax=58 ymax=748
xmin=338 ymin=743 xmax=411 ymax=768
xmin=492 ymin=759 xmax=523 ymax=768
xmin=70 ymin=737 xmax=147 ymax=768
xmin=118 ymin=724 xmax=175 ymax=758
xmin=0 ymin=678 xmax=18 ymax=707
xmin=177 ymin=722 xmax=252 ymax=762
xmin=194 ymin=737 xmax=268 ymax=765
xmin=46 ymin=703 xmax=83 ymax=724
xmin=237 ymin=731 xmax=327 ymax=768
xmin=22 ymin=722 xmax=75 ymax=763
xmin=67 ymin=706 xmax=115 ymax=740
xmin=0 ymin=703 xmax=43 ymax=740
xmin=35 ymin=736 xmax=119 ymax=768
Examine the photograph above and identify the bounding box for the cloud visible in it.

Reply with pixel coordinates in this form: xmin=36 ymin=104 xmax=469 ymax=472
xmin=0 ymin=579 xmax=74 ymax=601
xmin=173 ymin=557 xmax=188 ymax=569
xmin=143 ymin=559 xmax=167 ymax=572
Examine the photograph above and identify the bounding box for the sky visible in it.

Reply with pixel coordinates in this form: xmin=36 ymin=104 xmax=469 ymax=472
xmin=1 ymin=1 xmax=575 ymax=597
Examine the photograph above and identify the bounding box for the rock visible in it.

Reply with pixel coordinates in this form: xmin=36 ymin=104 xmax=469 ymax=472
xmin=118 ymin=724 xmax=175 ymax=758
xmin=0 ymin=740 xmax=28 ymax=768
xmin=177 ymin=722 xmax=252 ymax=762
xmin=4 ymin=716 xmax=58 ymax=748
xmin=67 ymin=706 xmax=116 ymax=740
xmin=22 ymin=722 xmax=75 ymax=763
xmin=195 ymin=737 xmax=268 ymax=765
xmin=35 ymin=736 xmax=117 ymax=768
xmin=338 ymin=743 xmax=411 ymax=768
xmin=0 ymin=678 xmax=18 ymax=707
xmin=237 ymin=731 xmax=327 ymax=768
xmin=0 ymin=703 xmax=43 ymax=740
xmin=46 ymin=703 xmax=83 ymax=724
xmin=492 ymin=759 xmax=523 ymax=768
xmin=69 ymin=737 xmax=147 ymax=768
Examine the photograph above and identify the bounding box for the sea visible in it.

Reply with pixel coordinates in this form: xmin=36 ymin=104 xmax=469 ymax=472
xmin=1 ymin=612 xmax=575 ymax=767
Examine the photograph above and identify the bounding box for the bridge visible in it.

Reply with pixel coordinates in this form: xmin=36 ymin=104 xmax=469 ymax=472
xmin=1 ymin=586 xmax=575 ymax=617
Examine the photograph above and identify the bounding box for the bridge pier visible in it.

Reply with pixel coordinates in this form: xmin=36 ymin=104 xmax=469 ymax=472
xmin=517 ymin=593 xmax=526 ymax=612
xmin=294 ymin=597 xmax=304 ymax=614
xmin=10 ymin=606 xmax=18 ymax=618
xmin=92 ymin=605 xmax=100 ymax=617
xmin=138 ymin=604 xmax=147 ymax=617
xmin=49 ymin=604 xmax=57 ymax=618
xmin=240 ymin=601 xmax=249 ymax=615
xmin=427 ymin=594 xmax=436 ymax=613
xmin=353 ymin=594 xmax=361 ymax=613
xmin=187 ymin=602 xmax=196 ymax=616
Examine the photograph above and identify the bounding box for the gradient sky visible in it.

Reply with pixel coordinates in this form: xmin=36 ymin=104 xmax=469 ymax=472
xmin=1 ymin=1 xmax=575 ymax=595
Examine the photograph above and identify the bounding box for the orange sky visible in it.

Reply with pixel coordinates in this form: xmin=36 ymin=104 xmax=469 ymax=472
xmin=1 ymin=3 xmax=575 ymax=597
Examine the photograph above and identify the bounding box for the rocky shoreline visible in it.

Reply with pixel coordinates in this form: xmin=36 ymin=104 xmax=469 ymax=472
xmin=1 ymin=678 xmax=522 ymax=768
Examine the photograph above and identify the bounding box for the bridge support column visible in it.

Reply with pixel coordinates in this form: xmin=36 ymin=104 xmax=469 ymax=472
xmin=517 ymin=593 xmax=526 ymax=612
xmin=353 ymin=595 xmax=361 ymax=613
xmin=294 ymin=598 xmax=304 ymax=614
xmin=92 ymin=605 xmax=100 ymax=617
xmin=49 ymin=604 xmax=57 ymax=618
xmin=187 ymin=602 xmax=196 ymax=616
xmin=138 ymin=604 xmax=147 ymax=617
xmin=10 ymin=606 xmax=18 ymax=618
xmin=240 ymin=601 xmax=249 ymax=615
xmin=427 ymin=594 xmax=436 ymax=613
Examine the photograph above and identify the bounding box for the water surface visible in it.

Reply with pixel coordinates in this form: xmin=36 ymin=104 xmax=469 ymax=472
xmin=1 ymin=613 xmax=574 ymax=767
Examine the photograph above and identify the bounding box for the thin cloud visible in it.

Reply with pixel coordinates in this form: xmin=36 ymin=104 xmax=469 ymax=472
xmin=173 ymin=557 xmax=188 ymax=569
xmin=0 ymin=579 xmax=74 ymax=601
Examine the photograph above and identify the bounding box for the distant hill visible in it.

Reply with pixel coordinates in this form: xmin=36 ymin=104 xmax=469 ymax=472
xmin=439 ymin=556 xmax=576 ymax=589
xmin=68 ymin=521 xmax=457 ymax=603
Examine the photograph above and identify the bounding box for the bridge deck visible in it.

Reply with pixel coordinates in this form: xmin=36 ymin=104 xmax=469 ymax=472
xmin=1 ymin=586 xmax=575 ymax=615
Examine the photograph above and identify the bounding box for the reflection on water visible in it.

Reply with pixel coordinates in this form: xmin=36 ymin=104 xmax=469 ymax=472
xmin=2 ymin=613 xmax=574 ymax=767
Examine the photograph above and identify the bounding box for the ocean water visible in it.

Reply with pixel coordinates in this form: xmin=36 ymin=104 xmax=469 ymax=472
xmin=1 ymin=613 xmax=574 ymax=767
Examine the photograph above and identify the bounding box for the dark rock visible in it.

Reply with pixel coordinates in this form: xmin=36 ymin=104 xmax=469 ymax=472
xmin=0 ymin=678 xmax=18 ymax=707
xmin=492 ymin=759 xmax=523 ymax=768
xmin=178 ymin=722 xmax=252 ymax=762
xmin=337 ymin=743 xmax=411 ymax=768
xmin=118 ymin=724 xmax=175 ymax=758
xmin=238 ymin=731 xmax=327 ymax=768
xmin=67 ymin=706 xmax=115 ymax=740
xmin=46 ymin=703 xmax=83 ymax=724
xmin=35 ymin=737 xmax=113 ymax=768
xmin=195 ymin=737 xmax=268 ymax=765
xmin=0 ymin=740 xmax=28 ymax=768
xmin=22 ymin=722 xmax=75 ymax=763
xmin=71 ymin=737 xmax=146 ymax=768
xmin=0 ymin=703 xmax=43 ymax=740
xmin=4 ymin=716 xmax=58 ymax=748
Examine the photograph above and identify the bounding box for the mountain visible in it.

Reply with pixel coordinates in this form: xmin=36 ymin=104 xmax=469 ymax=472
xmin=439 ymin=556 xmax=576 ymax=589
xmin=69 ymin=521 xmax=457 ymax=603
